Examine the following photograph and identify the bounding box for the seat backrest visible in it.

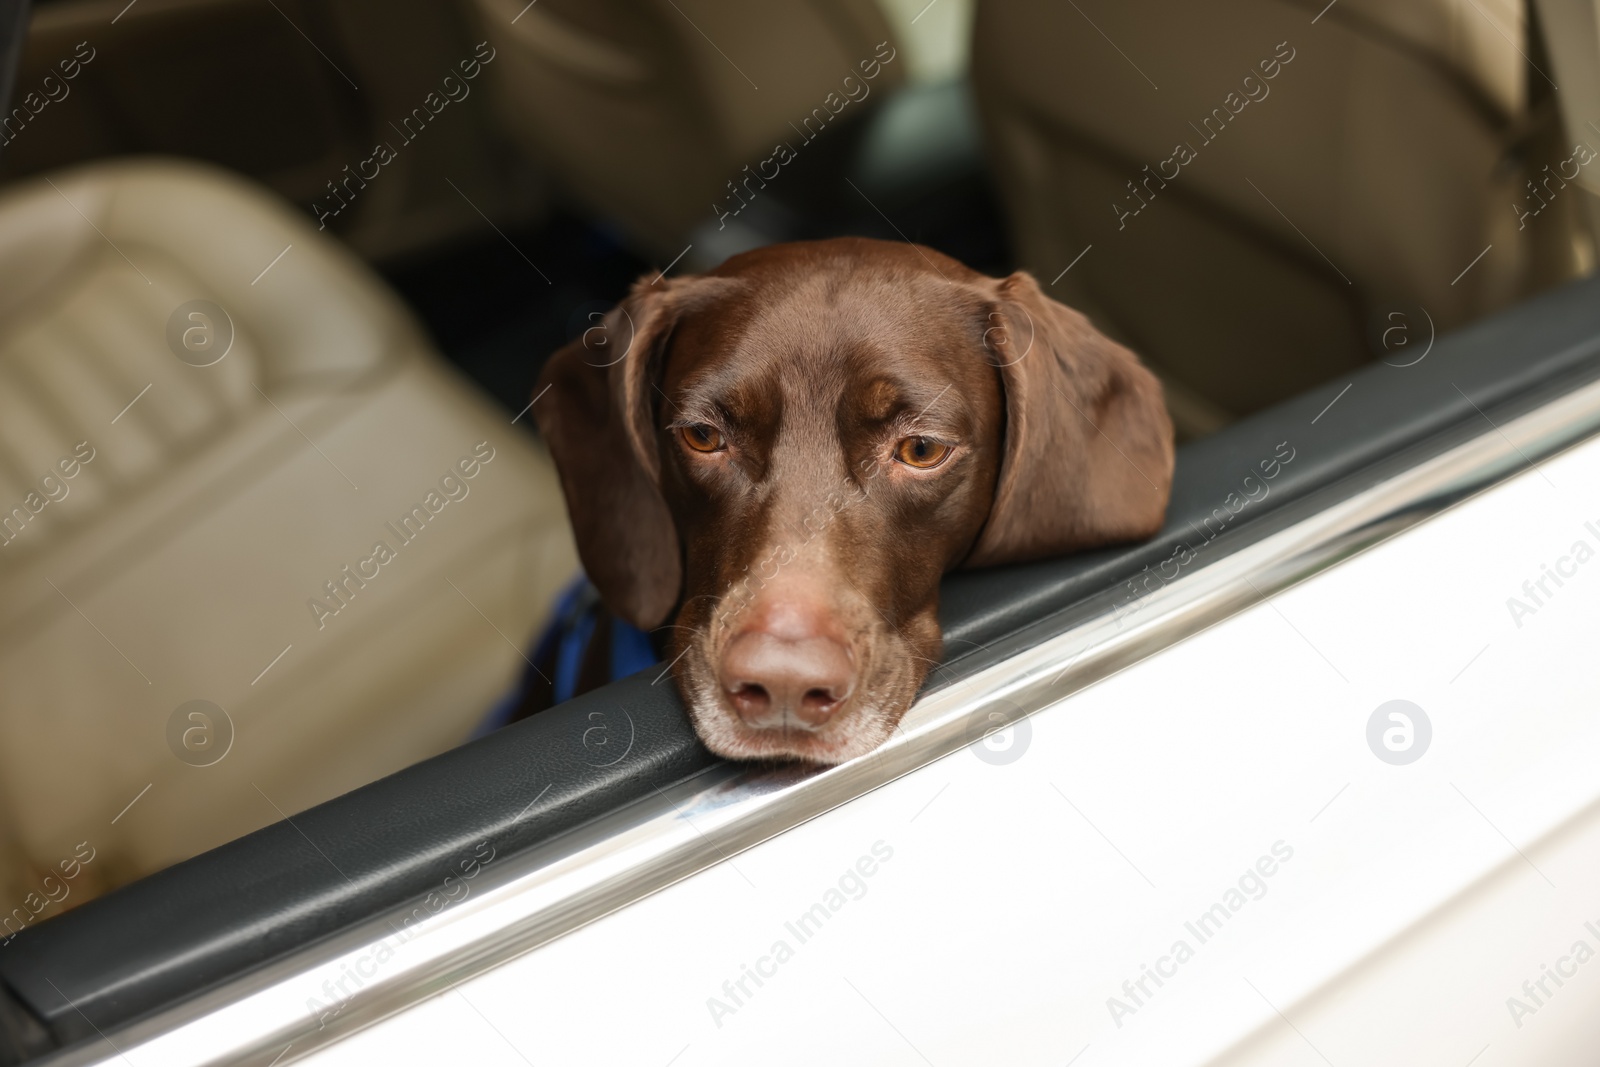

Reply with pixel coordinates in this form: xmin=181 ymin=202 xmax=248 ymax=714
xmin=972 ymin=0 xmax=1590 ymax=428
xmin=469 ymin=0 xmax=905 ymax=255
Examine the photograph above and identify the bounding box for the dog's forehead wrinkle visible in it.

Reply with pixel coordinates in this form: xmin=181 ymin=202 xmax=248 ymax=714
xmin=678 ymin=279 xmax=967 ymax=425
xmin=671 ymin=332 xmax=839 ymax=421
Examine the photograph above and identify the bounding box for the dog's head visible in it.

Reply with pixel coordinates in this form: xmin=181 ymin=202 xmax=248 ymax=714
xmin=535 ymin=238 xmax=1173 ymax=763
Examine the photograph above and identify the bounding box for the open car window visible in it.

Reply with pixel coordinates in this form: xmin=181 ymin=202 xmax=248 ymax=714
xmin=0 ymin=0 xmax=1598 ymax=1063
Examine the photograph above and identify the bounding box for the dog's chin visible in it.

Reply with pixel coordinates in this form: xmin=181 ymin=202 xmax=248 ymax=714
xmin=688 ymin=699 xmax=905 ymax=765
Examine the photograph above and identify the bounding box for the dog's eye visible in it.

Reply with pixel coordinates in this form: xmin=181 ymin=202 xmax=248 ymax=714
xmin=894 ymin=436 xmax=952 ymax=469
xmin=680 ymin=424 xmax=725 ymax=453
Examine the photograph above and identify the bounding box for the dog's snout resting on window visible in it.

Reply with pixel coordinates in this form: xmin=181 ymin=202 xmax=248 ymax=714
xmin=533 ymin=237 xmax=1174 ymax=764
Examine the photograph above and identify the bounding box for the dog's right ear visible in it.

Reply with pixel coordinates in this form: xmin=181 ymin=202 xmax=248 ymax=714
xmin=534 ymin=275 xmax=721 ymax=630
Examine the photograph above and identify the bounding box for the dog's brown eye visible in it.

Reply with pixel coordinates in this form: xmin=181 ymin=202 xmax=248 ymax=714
xmin=894 ymin=436 xmax=952 ymax=469
xmin=680 ymin=424 xmax=725 ymax=453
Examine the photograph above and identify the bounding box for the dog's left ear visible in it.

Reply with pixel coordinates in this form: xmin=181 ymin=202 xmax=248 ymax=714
xmin=964 ymin=270 xmax=1174 ymax=567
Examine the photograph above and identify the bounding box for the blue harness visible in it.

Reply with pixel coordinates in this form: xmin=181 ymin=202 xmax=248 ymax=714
xmin=474 ymin=575 xmax=657 ymax=736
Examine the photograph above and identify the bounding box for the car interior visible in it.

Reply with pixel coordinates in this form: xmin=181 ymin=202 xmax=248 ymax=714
xmin=1 ymin=0 xmax=1598 ymax=1061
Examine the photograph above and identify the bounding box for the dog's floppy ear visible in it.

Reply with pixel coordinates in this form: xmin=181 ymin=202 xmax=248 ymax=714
xmin=965 ymin=270 xmax=1175 ymax=566
xmin=534 ymin=275 xmax=710 ymax=629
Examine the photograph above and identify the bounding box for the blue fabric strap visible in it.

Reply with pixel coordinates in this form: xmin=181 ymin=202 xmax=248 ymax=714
xmin=610 ymin=607 xmax=659 ymax=680
xmin=472 ymin=574 xmax=658 ymax=736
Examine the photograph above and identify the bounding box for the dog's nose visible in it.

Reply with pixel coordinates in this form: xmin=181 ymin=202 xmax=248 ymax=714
xmin=719 ymin=623 xmax=855 ymax=731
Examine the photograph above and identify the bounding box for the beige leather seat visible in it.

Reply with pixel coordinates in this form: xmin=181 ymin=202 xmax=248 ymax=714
xmin=0 ymin=159 xmax=576 ymax=914
xmin=972 ymin=0 xmax=1593 ymax=435
xmin=468 ymin=0 xmax=906 ymax=258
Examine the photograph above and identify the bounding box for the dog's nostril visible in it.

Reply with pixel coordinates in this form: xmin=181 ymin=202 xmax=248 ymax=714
xmin=793 ymin=686 xmax=845 ymax=729
xmin=728 ymin=683 xmax=771 ymax=724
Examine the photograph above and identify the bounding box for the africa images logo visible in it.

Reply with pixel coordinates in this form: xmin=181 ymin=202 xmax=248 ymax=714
xmin=1105 ymin=841 xmax=1295 ymax=1028
xmin=705 ymin=841 xmax=895 ymax=1028
xmin=1503 ymin=518 xmax=1600 ymax=629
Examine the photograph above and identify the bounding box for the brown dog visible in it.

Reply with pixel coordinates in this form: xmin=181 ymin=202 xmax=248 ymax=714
xmin=534 ymin=238 xmax=1173 ymax=764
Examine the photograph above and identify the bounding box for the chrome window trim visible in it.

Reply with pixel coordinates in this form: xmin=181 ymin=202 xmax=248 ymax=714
xmin=39 ymin=376 xmax=1600 ymax=1067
